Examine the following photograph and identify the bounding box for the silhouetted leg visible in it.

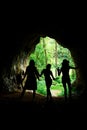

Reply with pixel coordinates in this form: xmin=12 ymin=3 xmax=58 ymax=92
xmin=20 ymin=86 xmax=26 ymax=98
xmin=47 ymin=87 xmax=52 ymax=101
xmin=49 ymin=88 xmax=52 ymax=100
xmin=68 ymin=84 xmax=72 ymax=101
xmin=64 ymin=87 xmax=67 ymax=101
xmin=33 ymin=89 xmax=36 ymax=100
xmin=63 ymin=82 xmax=67 ymax=101
xmin=47 ymin=88 xmax=49 ymax=101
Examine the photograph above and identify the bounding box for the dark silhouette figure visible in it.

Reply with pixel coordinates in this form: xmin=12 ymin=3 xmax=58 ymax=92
xmin=57 ymin=59 xmax=77 ymax=101
xmin=40 ymin=64 xmax=55 ymax=101
xmin=20 ymin=60 xmax=40 ymax=100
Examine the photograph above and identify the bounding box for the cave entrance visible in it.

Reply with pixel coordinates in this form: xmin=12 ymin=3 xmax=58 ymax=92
xmin=28 ymin=36 xmax=77 ymax=97
xmin=2 ymin=35 xmax=77 ymax=99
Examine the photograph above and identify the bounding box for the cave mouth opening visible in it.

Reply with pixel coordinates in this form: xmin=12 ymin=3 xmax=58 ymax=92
xmin=29 ymin=36 xmax=77 ymax=97
xmin=1 ymin=36 xmax=77 ymax=99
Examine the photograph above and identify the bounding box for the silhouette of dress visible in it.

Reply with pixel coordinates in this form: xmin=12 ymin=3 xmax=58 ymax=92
xmin=21 ymin=60 xmax=39 ymax=99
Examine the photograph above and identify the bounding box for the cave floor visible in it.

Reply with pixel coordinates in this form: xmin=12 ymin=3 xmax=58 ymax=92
xmin=0 ymin=90 xmax=86 ymax=128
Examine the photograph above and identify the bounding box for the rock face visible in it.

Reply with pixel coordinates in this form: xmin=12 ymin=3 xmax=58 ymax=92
xmin=0 ymin=25 xmax=87 ymax=100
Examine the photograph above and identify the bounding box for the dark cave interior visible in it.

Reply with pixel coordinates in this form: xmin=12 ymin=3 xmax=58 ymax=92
xmin=1 ymin=26 xmax=87 ymax=96
xmin=0 ymin=25 xmax=87 ymax=128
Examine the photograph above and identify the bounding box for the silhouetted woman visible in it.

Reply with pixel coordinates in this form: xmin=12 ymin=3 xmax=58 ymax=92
xmin=40 ymin=64 xmax=55 ymax=101
xmin=57 ymin=59 xmax=77 ymax=101
xmin=20 ymin=60 xmax=40 ymax=100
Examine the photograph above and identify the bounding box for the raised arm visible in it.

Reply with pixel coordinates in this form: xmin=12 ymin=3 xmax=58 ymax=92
xmin=69 ymin=66 xmax=78 ymax=69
